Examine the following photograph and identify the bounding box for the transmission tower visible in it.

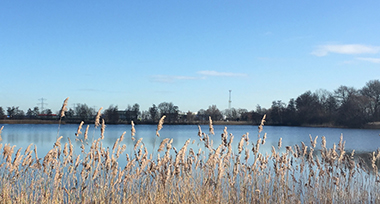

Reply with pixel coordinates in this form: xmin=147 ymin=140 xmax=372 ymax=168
xmin=38 ymin=98 xmax=48 ymax=112
xmin=228 ymin=90 xmax=232 ymax=110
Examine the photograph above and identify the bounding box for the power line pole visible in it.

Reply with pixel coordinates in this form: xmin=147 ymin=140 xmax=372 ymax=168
xmin=228 ymin=90 xmax=232 ymax=110
xmin=38 ymin=98 xmax=47 ymax=113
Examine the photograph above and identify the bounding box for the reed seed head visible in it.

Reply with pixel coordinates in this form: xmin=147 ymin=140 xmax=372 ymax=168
xmin=209 ymin=116 xmax=214 ymax=135
xmin=131 ymin=121 xmax=136 ymax=137
xmin=60 ymin=97 xmax=69 ymax=118
xmin=100 ymin=119 xmax=106 ymax=139
xmin=75 ymin=121 xmax=84 ymax=136
xmin=156 ymin=115 xmax=166 ymax=137
xmin=95 ymin=107 xmax=103 ymax=127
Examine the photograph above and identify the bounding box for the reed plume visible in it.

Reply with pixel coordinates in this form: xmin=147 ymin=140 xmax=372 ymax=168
xmin=258 ymin=114 xmax=266 ymax=133
xmin=84 ymin=125 xmax=90 ymax=141
xmin=54 ymin=136 xmax=63 ymax=149
xmin=134 ymin=138 xmax=143 ymax=151
xmin=131 ymin=121 xmax=136 ymax=141
xmin=0 ymin=126 xmax=3 ymax=142
xmin=57 ymin=97 xmax=69 ymax=138
xmin=75 ymin=121 xmax=84 ymax=136
xmin=158 ymin=138 xmax=170 ymax=152
xmin=100 ymin=119 xmax=106 ymax=139
xmin=156 ymin=115 xmax=166 ymax=137
xmin=59 ymin=97 xmax=69 ymax=118
xmin=119 ymin=131 xmax=126 ymax=142
xmin=95 ymin=107 xmax=103 ymax=127
xmin=209 ymin=116 xmax=214 ymax=135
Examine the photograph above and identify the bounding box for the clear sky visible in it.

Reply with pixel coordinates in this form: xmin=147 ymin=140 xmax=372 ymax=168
xmin=1 ymin=1 xmax=380 ymax=113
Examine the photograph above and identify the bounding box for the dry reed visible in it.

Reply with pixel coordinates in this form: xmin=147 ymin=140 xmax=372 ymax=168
xmin=1 ymin=106 xmax=379 ymax=204
xmin=156 ymin=115 xmax=166 ymax=137
xmin=59 ymin=97 xmax=69 ymax=118
xmin=209 ymin=116 xmax=214 ymax=135
xmin=95 ymin=107 xmax=103 ymax=127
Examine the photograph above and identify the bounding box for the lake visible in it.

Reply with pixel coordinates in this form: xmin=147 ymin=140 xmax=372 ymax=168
xmin=1 ymin=123 xmax=379 ymax=161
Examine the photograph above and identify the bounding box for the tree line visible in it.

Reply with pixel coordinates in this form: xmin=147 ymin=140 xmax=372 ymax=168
xmin=266 ymin=79 xmax=380 ymax=128
xmin=1 ymin=80 xmax=380 ymax=128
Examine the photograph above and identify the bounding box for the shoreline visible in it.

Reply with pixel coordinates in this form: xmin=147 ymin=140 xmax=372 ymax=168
xmin=0 ymin=119 xmax=64 ymax=124
xmin=0 ymin=119 xmax=255 ymax=126
xmin=1 ymin=119 xmax=380 ymax=129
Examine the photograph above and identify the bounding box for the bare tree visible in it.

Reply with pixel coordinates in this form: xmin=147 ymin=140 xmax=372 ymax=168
xmin=361 ymin=80 xmax=380 ymax=121
xmin=105 ymin=105 xmax=119 ymax=123
xmin=149 ymin=104 xmax=159 ymax=122
xmin=158 ymin=102 xmax=179 ymax=123
xmin=206 ymin=105 xmax=223 ymax=121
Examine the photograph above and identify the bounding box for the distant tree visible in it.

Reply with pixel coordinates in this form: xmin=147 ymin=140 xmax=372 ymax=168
xmin=125 ymin=103 xmax=140 ymax=122
xmin=140 ymin=110 xmax=150 ymax=121
xmin=206 ymin=105 xmax=223 ymax=121
xmin=323 ymin=94 xmax=338 ymax=123
xmin=225 ymin=108 xmax=239 ymax=121
xmin=7 ymin=106 xmax=16 ymax=118
xmin=295 ymin=91 xmax=323 ymax=124
xmin=75 ymin=104 xmax=94 ymax=121
xmin=26 ymin=106 xmax=40 ymax=119
xmin=125 ymin=105 xmax=132 ymax=121
xmin=269 ymin=100 xmax=286 ymax=125
xmin=0 ymin=107 xmax=5 ymax=119
xmin=313 ymin=89 xmax=338 ymax=124
xmin=105 ymin=105 xmax=119 ymax=123
xmin=41 ymin=108 xmax=53 ymax=119
xmin=283 ymin=98 xmax=297 ymax=125
xmin=333 ymin=86 xmax=370 ymax=127
xmin=334 ymin=86 xmax=357 ymax=107
xmin=249 ymin=110 xmax=264 ymax=124
xmin=158 ymin=102 xmax=179 ymax=123
xmin=42 ymin=109 xmax=52 ymax=115
xmin=66 ymin=108 xmax=75 ymax=118
xmin=238 ymin=108 xmax=249 ymax=121
xmin=132 ymin=103 xmax=141 ymax=120
xmin=335 ymin=93 xmax=369 ymax=127
xmin=7 ymin=106 xmax=25 ymax=119
xmin=16 ymin=110 xmax=25 ymax=119
xmin=186 ymin=111 xmax=195 ymax=122
xmin=26 ymin=108 xmax=33 ymax=118
xmin=196 ymin=109 xmax=207 ymax=121
xmin=148 ymin=104 xmax=159 ymax=122
xmin=255 ymin=105 xmax=267 ymax=116
xmin=361 ymin=79 xmax=380 ymax=121
xmin=32 ymin=106 xmax=40 ymax=117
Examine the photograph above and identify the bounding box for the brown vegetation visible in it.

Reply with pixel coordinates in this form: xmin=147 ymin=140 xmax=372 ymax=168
xmin=1 ymin=100 xmax=380 ymax=203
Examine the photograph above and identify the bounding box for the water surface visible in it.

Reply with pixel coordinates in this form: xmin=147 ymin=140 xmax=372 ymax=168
xmin=1 ymin=123 xmax=379 ymax=158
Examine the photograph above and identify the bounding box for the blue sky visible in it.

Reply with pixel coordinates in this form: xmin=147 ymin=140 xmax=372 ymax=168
xmin=1 ymin=1 xmax=380 ymax=113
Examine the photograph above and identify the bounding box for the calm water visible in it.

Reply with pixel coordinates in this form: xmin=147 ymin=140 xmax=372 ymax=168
xmin=1 ymin=123 xmax=380 ymax=161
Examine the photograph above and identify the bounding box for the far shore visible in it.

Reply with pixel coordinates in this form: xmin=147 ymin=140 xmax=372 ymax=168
xmin=0 ymin=119 xmax=254 ymax=126
xmin=1 ymin=119 xmax=380 ymax=129
xmin=0 ymin=119 xmax=64 ymax=124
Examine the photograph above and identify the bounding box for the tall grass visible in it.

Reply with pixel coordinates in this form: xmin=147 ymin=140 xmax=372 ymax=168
xmin=1 ymin=100 xmax=380 ymax=203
